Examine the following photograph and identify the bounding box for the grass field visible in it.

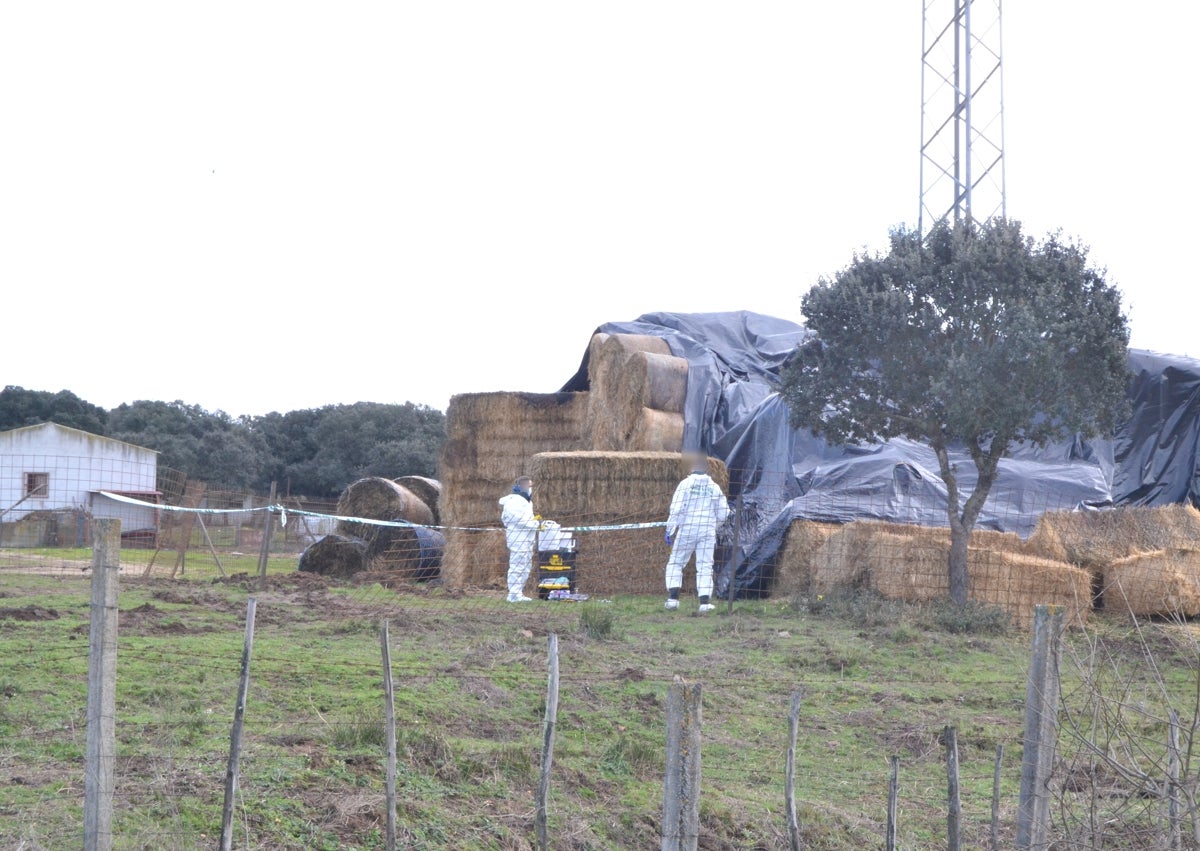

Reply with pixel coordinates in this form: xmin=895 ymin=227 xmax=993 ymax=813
xmin=2 ymin=552 xmax=1199 ymax=850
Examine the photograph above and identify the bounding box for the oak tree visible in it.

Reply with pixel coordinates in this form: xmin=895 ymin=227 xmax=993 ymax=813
xmin=781 ymin=218 xmax=1131 ymax=604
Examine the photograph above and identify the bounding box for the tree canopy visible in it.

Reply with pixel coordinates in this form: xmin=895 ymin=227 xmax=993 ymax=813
xmin=0 ymin=386 xmax=108 ymax=435
xmin=1 ymin=392 xmax=446 ymax=499
xmin=781 ymin=217 xmax=1131 ymax=603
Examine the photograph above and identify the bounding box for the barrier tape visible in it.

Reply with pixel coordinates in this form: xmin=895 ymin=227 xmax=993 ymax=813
xmin=98 ymin=491 xmax=666 ymax=534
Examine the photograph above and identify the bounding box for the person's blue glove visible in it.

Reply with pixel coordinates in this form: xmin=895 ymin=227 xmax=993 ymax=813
xmin=664 ymin=530 xmax=673 ymax=545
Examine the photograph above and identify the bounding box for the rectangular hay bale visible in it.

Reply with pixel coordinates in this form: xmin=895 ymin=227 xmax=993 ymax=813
xmin=1104 ymin=548 xmax=1200 ymax=618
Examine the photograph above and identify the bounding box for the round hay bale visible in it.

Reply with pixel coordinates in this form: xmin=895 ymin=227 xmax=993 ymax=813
xmin=627 ymin=350 xmax=688 ymax=412
xmin=297 ymin=534 xmax=367 ymax=579
xmin=367 ymin=525 xmax=445 ymax=581
xmin=335 ymin=477 xmax=435 ymax=542
xmin=393 ymin=475 xmax=442 ymax=525
xmin=625 ymin=408 xmax=684 ymax=452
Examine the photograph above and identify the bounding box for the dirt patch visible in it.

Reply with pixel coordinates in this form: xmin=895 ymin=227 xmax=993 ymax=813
xmin=0 ymin=605 xmax=60 ymax=621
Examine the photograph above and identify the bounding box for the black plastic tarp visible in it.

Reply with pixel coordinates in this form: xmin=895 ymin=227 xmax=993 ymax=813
xmin=561 ymin=311 xmax=1200 ymax=596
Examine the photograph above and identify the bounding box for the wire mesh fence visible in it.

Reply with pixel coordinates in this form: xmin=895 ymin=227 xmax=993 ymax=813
xmin=6 ymin=448 xmax=1200 ymax=848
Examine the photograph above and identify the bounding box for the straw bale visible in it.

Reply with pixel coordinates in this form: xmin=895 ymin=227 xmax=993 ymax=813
xmin=393 ymin=476 xmax=442 ymax=525
xmin=624 ymin=408 xmax=685 ymax=452
xmin=839 ymin=521 xmax=1028 ymax=556
xmin=811 ymin=522 xmax=904 ymax=593
xmin=1027 ymin=505 xmax=1200 ymax=569
xmin=438 ymin=391 xmax=591 ymax=589
xmin=336 ymin=478 xmax=434 ymax=528
xmin=771 ymin=520 xmax=841 ymax=597
xmin=529 ymin=451 xmax=728 ymax=596
xmin=297 ymin=534 xmax=367 ymax=579
xmin=863 ymin=531 xmax=1090 ymax=628
xmin=966 ymin=550 xmax=1091 ymax=629
xmin=585 ymin=332 xmax=611 ymax=386
xmin=807 ymin=520 xmax=1084 ymax=627
xmin=629 ymin=351 xmax=689 ymax=413
xmin=366 ymin=526 xmax=445 ymax=581
xmin=1104 ymin=548 xmax=1200 ymax=618
xmin=586 ymin=333 xmax=683 ymax=451
xmin=531 ymin=451 xmax=728 ymax=520
xmin=571 ymin=526 xmax=687 ymax=596
xmin=440 ymin=528 xmax=513 ymax=591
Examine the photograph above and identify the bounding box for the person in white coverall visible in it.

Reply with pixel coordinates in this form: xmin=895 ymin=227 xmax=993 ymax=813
xmin=499 ymin=475 xmax=540 ymax=602
xmin=663 ymin=457 xmax=730 ymax=613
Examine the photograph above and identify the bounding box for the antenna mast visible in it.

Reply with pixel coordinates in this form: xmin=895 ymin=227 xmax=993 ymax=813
xmin=919 ymin=0 xmax=1005 ymax=232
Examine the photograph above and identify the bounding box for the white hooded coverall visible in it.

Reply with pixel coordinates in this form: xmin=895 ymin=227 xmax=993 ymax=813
xmin=664 ymin=471 xmax=730 ymax=598
xmin=499 ymin=491 xmax=540 ymax=595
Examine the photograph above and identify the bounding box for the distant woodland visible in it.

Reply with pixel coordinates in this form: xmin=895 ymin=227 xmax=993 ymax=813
xmin=0 ymin=386 xmax=446 ymax=498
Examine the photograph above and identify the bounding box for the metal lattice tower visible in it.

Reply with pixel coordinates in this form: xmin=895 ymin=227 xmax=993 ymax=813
xmin=919 ymin=0 xmax=1005 ymax=232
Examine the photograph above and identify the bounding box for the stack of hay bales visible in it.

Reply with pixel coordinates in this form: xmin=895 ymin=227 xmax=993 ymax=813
xmin=437 ymin=333 xmax=693 ymax=594
xmin=799 ymin=520 xmax=1090 ymax=628
xmin=1027 ymin=504 xmax=1200 ymax=617
xmin=530 ymin=451 xmax=729 ymax=596
xmin=298 ymin=476 xmax=442 ymax=581
xmin=586 ymin=333 xmax=689 ymax=452
xmin=439 ymin=392 xmax=590 ymax=590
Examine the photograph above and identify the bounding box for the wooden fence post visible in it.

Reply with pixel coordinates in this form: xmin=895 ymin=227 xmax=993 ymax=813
xmin=663 ymin=676 xmax=702 ymax=851
xmin=221 ymin=597 xmax=258 ymax=851
xmin=84 ymin=518 xmax=120 ymax=851
xmin=256 ymin=481 xmax=277 ymax=583
xmin=1016 ymin=604 xmax=1065 ymax=850
xmin=536 ymin=633 xmax=560 ymax=851
xmin=944 ymin=725 xmax=961 ymax=851
xmin=886 ymin=755 xmax=899 ymax=851
xmin=991 ymin=744 xmax=1003 ymax=851
xmin=1168 ymin=709 xmax=1182 ymax=851
xmin=382 ymin=621 xmax=397 ymax=851
xmin=726 ymin=493 xmax=742 ymax=613
xmin=785 ymin=690 xmax=804 ymax=850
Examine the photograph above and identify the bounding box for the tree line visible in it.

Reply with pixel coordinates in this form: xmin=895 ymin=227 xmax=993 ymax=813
xmin=0 ymin=387 xmax=447 ymax=498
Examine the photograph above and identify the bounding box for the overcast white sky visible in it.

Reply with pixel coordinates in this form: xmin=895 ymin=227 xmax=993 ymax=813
xmin=2 ymin=3 xmax=1195 ymax=417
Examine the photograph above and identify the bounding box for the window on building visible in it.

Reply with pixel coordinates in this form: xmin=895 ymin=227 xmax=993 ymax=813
xmin=24 ymin=472 xmax=49 ymax=499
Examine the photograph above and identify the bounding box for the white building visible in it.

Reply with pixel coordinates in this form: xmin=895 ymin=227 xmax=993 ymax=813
xmin=0 ymin=423 xmax=159 ymax=546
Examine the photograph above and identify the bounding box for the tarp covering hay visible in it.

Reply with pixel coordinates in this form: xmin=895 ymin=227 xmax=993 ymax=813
xmin=394 ymin=476 xmax=442 ymax=525
xmin=297 ymin=534 xmax=367 ymax=579
xmin=529 ymin=451 xmax=729 ymax=596
xmin=439 ymin=391 xmax=590 ymax=590
xmin=1104 ymin=548 xmax=1200 ymax=617
xmin=1025 ymin=504 xmax=1200 ymax=569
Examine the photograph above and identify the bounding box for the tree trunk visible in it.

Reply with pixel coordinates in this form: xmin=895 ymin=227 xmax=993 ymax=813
xmin=934 ymin=444 xmax=971 ymax=606
xmin=948 ymin=521 xmax=969 ymax=606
